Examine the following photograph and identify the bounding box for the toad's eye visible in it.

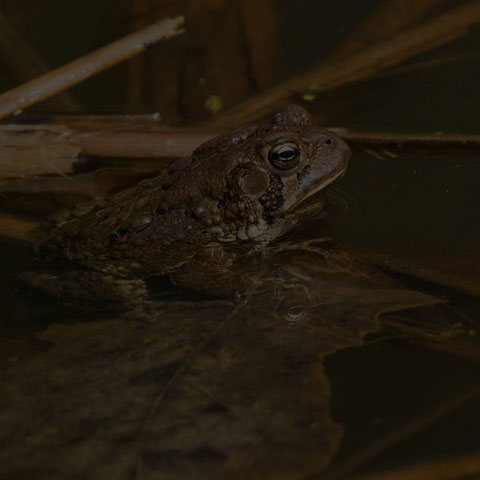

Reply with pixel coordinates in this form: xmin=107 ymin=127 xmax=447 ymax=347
xmin=268 ymin=141 xmax=300 ymax=170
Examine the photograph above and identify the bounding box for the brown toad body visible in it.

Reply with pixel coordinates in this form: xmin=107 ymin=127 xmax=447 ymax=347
xmin=28 ymin=105 xmax=350 ymax=308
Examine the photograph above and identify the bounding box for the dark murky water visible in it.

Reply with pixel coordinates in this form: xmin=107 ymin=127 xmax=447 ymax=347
xmin=1 ymin=1 xmax=479 ymax=478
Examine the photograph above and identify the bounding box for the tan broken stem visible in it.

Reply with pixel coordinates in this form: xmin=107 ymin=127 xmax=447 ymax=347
xmin=0 ymin=124 xmax=80 ymax=179
xmin=0 ymin=16 xmax=185 ymax=121
xmin=205 ymin=1 xmax=480 ymax=127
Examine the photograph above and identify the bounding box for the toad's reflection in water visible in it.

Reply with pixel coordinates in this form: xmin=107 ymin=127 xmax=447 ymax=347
xmin=1 ymin=239 xmax=442 ymax=480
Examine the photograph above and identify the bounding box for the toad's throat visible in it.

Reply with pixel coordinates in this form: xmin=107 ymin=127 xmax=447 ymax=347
xmin=291 ymin=168 xmax=346 ymax=211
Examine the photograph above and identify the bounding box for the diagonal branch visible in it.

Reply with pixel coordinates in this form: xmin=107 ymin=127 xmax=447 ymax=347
xmin=203 ymin=1 xmax=480 ymax=128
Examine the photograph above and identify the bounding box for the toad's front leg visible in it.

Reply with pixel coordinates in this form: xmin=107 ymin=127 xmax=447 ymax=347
xmin=168 ymin=244 xmax=261 ymax=298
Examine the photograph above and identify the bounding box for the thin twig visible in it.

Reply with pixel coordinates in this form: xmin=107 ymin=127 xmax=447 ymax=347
xmin=203 ymin=2 xmax=480 ymax=127
xmin=362 ymin=249 xmax=480 ymax=297
xmin=343 ymin=451 xmax=480 ymax=480
xmin=0 ymin=16 xmax=185 ymax=121
xmin=318 ymin=387 xmax=480 ymax=480
xmin=371 ymin=50 xmax=480 ymax=80
xmin=337 ymin=129 xmax=480 ymax=156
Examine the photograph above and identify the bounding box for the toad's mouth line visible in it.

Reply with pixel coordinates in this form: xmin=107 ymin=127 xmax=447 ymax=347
xmin=290 ymin=167 xmax=346 ymax=211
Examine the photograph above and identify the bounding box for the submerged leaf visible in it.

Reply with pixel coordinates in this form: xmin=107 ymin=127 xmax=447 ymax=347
xmin=0 ymin=244 xmax=442 ymax=479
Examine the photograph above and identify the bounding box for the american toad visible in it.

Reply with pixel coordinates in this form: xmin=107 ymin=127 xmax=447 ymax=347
xmin=24 ymin=105 xmax=350 ymax=308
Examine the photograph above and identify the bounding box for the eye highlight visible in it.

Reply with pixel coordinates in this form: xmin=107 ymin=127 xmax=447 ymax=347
xmin=267 ymin=141 xmax=300 ymax=170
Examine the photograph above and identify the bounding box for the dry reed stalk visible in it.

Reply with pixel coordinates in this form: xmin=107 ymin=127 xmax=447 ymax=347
xmin=240 ymin=0 xmax=278 ymax=89
xmin=0 ymin=16 xmax=185 ymax=121
xmin=0 ymin=213 xmax=38 ymax=242
xmin=71 ymin=128 xmax=480 ymax=158
xmin=126 ymin=0 xmax=149 ymax=109
xmin=0 ymin=10 xmax=79 ymax=110
xmin=335 ymin=0 xmax=452 ymax=58
xmin=38 ymin=113 xmax=163 ymax=131
xmin=179 ymin=2 xmax=251 ymax=120
xmin=70 ymin=130 xmax=214 ymax=158
xmin=1 ymin=167 xmax=160 ymax=198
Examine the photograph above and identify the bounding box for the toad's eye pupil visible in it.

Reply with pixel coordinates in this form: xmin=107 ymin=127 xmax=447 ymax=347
xmin=268 ymin=142 xmax=300 ymax=170
xmin=278 ymin=149 xmax=295 ymax=159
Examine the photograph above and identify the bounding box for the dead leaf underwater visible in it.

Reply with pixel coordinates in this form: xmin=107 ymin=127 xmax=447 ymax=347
xmin=0 ymin=244 xmax=442 ymax=480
